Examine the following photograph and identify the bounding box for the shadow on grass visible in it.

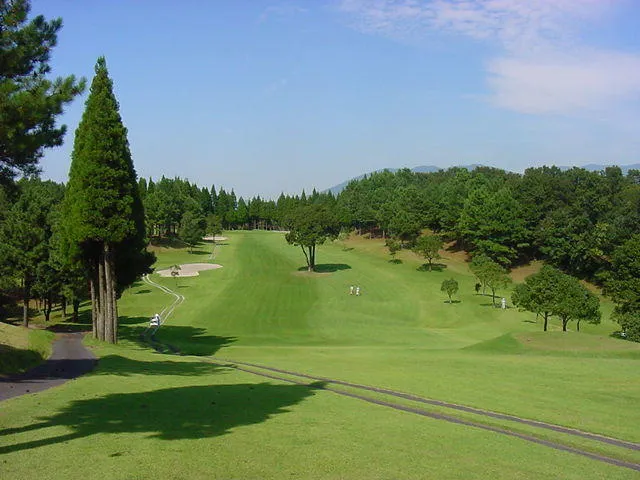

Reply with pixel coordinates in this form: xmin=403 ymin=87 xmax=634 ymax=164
xmin=417 ymin=263 xmax=447 ymax=272
xmin=150 ymin=236 xmax=188 ymax=249
xmin=120 ymin=320 xmax=236 ymax=356
xmin=0 ymin=381 xmax=321 ymax=454
xmin=443 ymin=300 xmax=461 ymax=304
xmin=134 ymin=289 xmax=152 ymax=295
xmin=297 ymin=264 xmax=352 ymax=273
xmin=0 ymin=344 xmax=44 ymax=374
xmin=46 ymin=310 xmax=92 ymax=333
xmin=342 ymin=247 xmax=354 ymax=252
xmin=388 ymin=259 xmax=403 ymax=264
xmin=90 ymin=354 xmax=221 ymax=377
xmin=186 ymin=250 xmax=210 ymax=256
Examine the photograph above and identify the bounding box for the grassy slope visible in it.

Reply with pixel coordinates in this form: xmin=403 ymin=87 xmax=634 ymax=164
xmin=1 ymin=231 xmax=638 ymax=479
xmin=0 ymin=322 xmax=54 ymax=374
xmin=147 ymin=232 xmax=639 ymax=440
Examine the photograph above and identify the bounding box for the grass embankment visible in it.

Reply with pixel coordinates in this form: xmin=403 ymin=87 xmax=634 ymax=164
xmin=1 ymin=231 xmax=638 ymax=479
xmin=0 ymin=322 xmax=54 ymax=374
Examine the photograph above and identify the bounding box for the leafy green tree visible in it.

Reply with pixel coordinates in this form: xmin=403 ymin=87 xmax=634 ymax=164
xmin=179 ymin=210 xmax=205 ymax=253
xmin=470 ymin=254 xmax=510 ymax=307
xmin=285 ymin=204 xmax=340 ymax=271
xmin=0 ymin=178 xmax=62 ymax=326
xmin=512 ymin=265 xmax=564 ymax=331
xmin=388 ymin=210 xmax=421 ymax=246
xmin=458 ymin=186 xmax=528 ymax=266
xmin=206 ymin=214 xmax=223 ymax=238
xmin=0 ymin=0 xmax=85 ymax=185
xmin=441 ymin=278 xmax=459 ymax=304
xmin=60 ymin=57 xmax=153 ymax=343
xmin=607 ymin=235 xmax=640 ymax=341
xmin=413 ymin=234 xmax=443 ymax=271
xmin=385 ymin=237 xmax=401 ymax=262
xmin=553 ymin=274 xmax=601 ymax=332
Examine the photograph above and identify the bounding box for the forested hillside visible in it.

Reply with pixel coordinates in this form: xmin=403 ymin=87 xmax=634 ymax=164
xmin=1 ymin=164 xmax=639 ymax=340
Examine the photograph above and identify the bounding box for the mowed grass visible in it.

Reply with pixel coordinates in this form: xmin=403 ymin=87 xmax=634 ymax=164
xmin=147 ymin=231 xmax=640 ymax=441
xmin=1 ymin=230 xmax=639 ymax=479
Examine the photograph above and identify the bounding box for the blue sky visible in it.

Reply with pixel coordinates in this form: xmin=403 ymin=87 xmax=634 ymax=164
xmin=33 ymin=0 xmax=640 ymax=199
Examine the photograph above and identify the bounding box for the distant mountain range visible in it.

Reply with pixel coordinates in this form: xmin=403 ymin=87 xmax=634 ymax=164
xmin=324 ymin=163 xmax=640 ymax=195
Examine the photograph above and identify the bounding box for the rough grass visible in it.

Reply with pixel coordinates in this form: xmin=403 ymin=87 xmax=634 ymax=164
xmin=1 ymin=231 xmax=638 ymax=479
xmin=0 ymin=322 xmax=54 ymax=374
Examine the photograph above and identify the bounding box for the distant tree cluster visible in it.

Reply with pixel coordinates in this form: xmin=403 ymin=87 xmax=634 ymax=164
xmin=336 ymin=166 xmax=639 ymax=337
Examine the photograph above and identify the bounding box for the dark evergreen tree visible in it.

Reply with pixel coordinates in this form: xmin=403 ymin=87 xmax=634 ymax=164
xmin=0 ymin=0 xmax=85 ymax=185
xmin=60 ymin=57 xmax=153 ymax=343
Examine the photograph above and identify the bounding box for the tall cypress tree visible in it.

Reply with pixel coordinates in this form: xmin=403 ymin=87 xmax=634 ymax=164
xmin=60 ymin=57 xmax=153 ymax=343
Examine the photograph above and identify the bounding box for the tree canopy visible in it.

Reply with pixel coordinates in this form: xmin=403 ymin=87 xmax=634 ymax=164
xmin=0 ymin=0 xmax=85 ymax=185
xmin=285 ymin=204 xmax=340 ymax=272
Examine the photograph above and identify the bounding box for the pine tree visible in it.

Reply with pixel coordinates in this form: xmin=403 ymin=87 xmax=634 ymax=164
xmin=0 ymin=0 xmax=85 ymax=185
xmin=60 ymin=57 xmax=153 ymax=343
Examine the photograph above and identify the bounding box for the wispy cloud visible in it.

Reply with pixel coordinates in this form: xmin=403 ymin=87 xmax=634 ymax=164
xmin=259 ymin=3 xmax=308 ymax=23
xmin=337 ymin=0 xmax=640 ymax=116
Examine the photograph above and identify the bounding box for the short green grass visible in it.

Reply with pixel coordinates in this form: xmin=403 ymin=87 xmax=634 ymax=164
xmin=1 ymin=230 xmax=638 ymax=479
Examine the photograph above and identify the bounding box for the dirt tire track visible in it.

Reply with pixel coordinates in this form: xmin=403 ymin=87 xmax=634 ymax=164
xmin=202 ymin=357 xmax=640 ymax=473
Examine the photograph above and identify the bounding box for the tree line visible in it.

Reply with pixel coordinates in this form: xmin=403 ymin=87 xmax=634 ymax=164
xmin=1 ymin=1 xmax=638 ymax=343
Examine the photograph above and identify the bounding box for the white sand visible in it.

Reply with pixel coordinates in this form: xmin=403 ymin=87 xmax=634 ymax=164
xmin=156 ymin=263 xmax=223 ymax=277
xmin=202 ymin=235 xmax=228 ymax=241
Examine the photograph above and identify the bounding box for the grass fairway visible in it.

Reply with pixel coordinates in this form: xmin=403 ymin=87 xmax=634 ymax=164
xmin=1 ymin=231 xmax=639 ymax=479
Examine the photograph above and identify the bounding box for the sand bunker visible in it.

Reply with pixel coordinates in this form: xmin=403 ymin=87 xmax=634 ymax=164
xmin=156 ymin=263 xmax=223 ymax=277
xmin=202 ymin=235 xmax=228 ymax=241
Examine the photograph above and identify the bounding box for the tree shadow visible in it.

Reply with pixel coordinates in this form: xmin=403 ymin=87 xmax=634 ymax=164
xmin=416 ymin=263 xmax=447 ymax=272
xmin=342 ymin=247 xmax=354 ymax=252
xmin=119 ymin=315 xmax=150 ymax=326
xmin=0 ymin=344 xmax=44 ymax=375
xmin=89 ymin=354 xmax=221 ymax=377
xmin=388 ymin=259 xmax=403 ymax=264
xmin=152 ymin=327 xmax=236 ymax=356
xmin=297 ymin=264 xmax=352 ymax=273
xmin=443 ymin=300 xmax=461 ymax=304
xmin=187 ymin=250 xmax=210 ymax=256
xmin=134 ymin=289 xmax=152 ymax=295
xmin=120 ymin=321 xmax=236 ymax=356
xmin=0 ymin=381 xmax=320 ymax=455
xmin=150 ymin=236 xmax=188 ymax=249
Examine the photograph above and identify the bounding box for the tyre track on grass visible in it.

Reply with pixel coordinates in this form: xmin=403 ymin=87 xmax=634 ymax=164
xmin=138 ymin=280 xmax=639 ymax=472
xmin=206 ymin=357 xmax=640 ymax=473
xmin=140 ymin=274 xmax=184 ymax=351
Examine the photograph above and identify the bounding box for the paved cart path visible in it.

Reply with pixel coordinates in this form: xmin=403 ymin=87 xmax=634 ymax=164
xmin=0 ymin=332 xmax=96 ymax=402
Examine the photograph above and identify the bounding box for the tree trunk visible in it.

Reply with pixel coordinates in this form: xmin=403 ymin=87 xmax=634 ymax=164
xmin=97 ymin=251 xmax=106 ymax=341
xmin=300 ymin=245 xmax=311 ymax=271
xmin=562 ymin=318 xmax=568 ymax=331
xmin=576 ymin=320 xmax=581 ymax=332
xmin=103 ymin=242 xmax=116 ymax=344
xmin=309 ymin=244 xmax=316 ymax=272
xmin=72 ymin=298 xmax=80 ymax=322
xmin=109 ymin=244 xmax=118 ymax=344
xmin=22 ymin=296 xmax=29 ymax=328
xmin=543 ymin=312 xmax=549 ymax=332
xmin=90 ymin=275 xmax=98 ymax=337
xmin=491 ymin=287 xmax=496 ymax=307
xmin=22 ymin=277 xmax=29 ymax=328
xmin=44 ymin=297 xmax=52 ymax=322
